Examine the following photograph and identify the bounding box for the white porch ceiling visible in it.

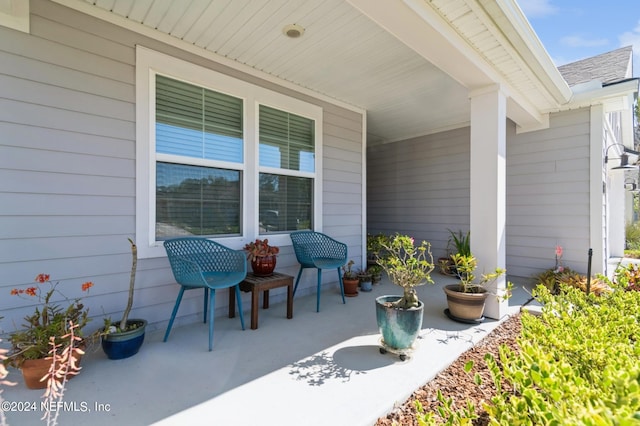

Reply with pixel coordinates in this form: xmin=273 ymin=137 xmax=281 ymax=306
xmin=74 ymin=0 xmax=568 ymax=144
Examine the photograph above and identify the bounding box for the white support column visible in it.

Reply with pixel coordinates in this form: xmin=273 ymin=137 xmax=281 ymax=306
xmin=469 ymin=85 xmax=508 ymax=319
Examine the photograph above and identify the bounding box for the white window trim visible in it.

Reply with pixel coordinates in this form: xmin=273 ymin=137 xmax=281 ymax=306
xmin=136 ymin=46 xmax=323 ymax=258
xmin=0 ymin=0 xmax=29 ymax=33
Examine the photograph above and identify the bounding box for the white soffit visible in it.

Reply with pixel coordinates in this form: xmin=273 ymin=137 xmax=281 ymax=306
xmin=60 ymin=0 xmax=568 ymax=142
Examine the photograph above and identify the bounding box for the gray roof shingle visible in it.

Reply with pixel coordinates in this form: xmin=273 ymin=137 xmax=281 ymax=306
xmin=558 ymin=46 xmax=633 ymax=87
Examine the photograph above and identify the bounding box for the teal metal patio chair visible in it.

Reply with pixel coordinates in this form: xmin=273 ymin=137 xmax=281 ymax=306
xmin=289 ymin=231 xmax=347 ymax=312
xmin=163 ymin=237 xmax=246 ymax=351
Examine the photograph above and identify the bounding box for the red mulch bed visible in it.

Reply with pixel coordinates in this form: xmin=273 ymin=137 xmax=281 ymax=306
xmin=375 ymin=313 xmax=522 ymax=425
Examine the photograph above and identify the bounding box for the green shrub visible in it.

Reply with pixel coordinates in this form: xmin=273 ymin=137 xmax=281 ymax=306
xmin=418 ymin=276 xmax=640 ymax=425
xmin=485 ymin=283 xmax=640 ymax=425
xmin=626 ymin=221 xmax=640 ymax=250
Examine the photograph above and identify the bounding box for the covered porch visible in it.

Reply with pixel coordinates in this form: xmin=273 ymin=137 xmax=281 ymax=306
xmin=4 ymin=274 xmax=535 ymax=426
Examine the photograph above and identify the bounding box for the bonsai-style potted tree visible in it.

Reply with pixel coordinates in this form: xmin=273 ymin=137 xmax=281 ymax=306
xmin=375 ymin=234 xmax=435 ymax=359
xmin=443 ymin=253 xmax=511 ymax=322
xmin=5 ymin=274 xmax=95 ymax=389
xmin=101 ymin=238 xmax=147 ymax=360
xmin=243 ymin=238 xmax=279 ymax=276
xmin=342 ymin=260 xmax=359 ymax=297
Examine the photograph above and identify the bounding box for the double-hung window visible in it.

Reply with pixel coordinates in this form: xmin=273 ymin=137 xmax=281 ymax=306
xmin=258 ymin=105 xmax=315 ymax=233
xmin=155 ymin=75 xmax=243 ymax=238
xmin=136 ymin=47 xmax=322 ymax=258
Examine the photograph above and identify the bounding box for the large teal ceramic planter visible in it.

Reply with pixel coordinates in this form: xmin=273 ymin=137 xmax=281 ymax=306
xmin=375 ymin=295 xmax=424 ymax=351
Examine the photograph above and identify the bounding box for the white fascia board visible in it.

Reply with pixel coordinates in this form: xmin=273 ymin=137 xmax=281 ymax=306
xmin=564 ymin=79 xmax=639 ymax=112
xmin=488 ymin=0 xmax=572 ymax=103
xmin=349 ymin=0 xmax=558 ymax=132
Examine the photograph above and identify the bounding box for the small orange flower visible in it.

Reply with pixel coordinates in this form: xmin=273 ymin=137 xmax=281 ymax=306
xmin=24 ymin=287 xmax=37 ymax=296
xmin=35 ymin=274 xmax=50 ymax=283
xmin=10 ymin=289 xmax=19 ymax=295
xmin=81 ymin=282 xmax=94 ymax=292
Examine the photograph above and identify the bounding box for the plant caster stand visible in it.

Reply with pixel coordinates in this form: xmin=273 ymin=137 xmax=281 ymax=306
xmin=378 ymin=338 xmax=413 ymax=361
xmin=444 ymin=308 xmax=484 ymax=324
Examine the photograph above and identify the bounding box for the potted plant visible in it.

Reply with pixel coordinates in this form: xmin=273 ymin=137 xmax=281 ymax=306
xmin=439 ymin=229 xmax=470 ymax=276
xmin=375 ymin=234 xmax=435 ymax=359
xmin=243 ymin=238 xmax=280 ymax=276
xmin=368 ymin=264 xmax=383 ymax=284
xmin=367 ymin=233 xmax=389 ymax=266
xmin=101 ymin=238 xmax=147 ymax=360
xmin=443 ymin=253 xmax=511 ymax=322
xmin=357 ymin=268 xmax=373 ymax=292
xmin=342 ymin=260 xmax=359 ymax=297
xmin=5 ymin=274 xmax=95 ymax=389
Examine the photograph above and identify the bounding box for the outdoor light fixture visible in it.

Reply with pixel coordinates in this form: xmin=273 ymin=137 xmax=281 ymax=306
xmin=282 ymin=24 xmax=305 ymax=38
xmin=604 ymin=143 xmax=638 ymax=170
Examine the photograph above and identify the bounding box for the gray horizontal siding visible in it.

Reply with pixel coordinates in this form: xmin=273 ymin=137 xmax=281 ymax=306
xmin=367 ymin=127 xmax=470 ymax=257
xmin=368 ymin=109 xmax=593 ymax=282
xmin=506 ymin=109 xmax=591 ymax=278
xmin=1 ymin=0 xmax=363 ymax=333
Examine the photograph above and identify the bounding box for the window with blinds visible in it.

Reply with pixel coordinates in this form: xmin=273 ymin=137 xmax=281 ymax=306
xmin=155 ymin=75 xmax=243 ymax=238
xmin=258 ymin=105 xmax=314 ymax=232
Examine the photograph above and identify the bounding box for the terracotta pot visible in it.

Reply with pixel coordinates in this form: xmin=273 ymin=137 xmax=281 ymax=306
xmin=343 ymin=278 xmax=359 ymax=297
xmin=251 ymin=255 xmax=276 ymax=276
xmin=21 ymin=348 xmax=84 ymax=390
xmin=443 ymin=284 xmax=488 ymax=321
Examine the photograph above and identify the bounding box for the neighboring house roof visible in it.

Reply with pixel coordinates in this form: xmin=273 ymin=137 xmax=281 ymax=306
xmin=558 ymin=46 xmax=633 ymax=87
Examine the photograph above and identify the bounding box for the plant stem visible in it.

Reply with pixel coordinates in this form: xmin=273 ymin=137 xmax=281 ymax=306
xmin=120 ymin=238 xmax=137 ymax=331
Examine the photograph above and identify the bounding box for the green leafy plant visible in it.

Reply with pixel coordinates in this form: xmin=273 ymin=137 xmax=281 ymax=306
xmin=450 ymin=253 xmax=511 ymax=296
xmin=367 ymin=233 xmax=390 ymax=263
xmin=5 ymin=274 xmax=95 ymax=368
xmin=376 ymin=234 xmax=435 ymax=309
xmin=367 ymin=264 xmax=382 ymax=275
xmin=625 ymin=221 xmax=640 ymax=251
xmin=447 ymin=229 xmax=471 ymax=257
xmin=482 ymin=282 xmax=640 ymax=424
xmin=614 ymin=261 xmax=640 ymax=292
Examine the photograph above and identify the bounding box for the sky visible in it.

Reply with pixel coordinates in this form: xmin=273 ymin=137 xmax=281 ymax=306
xmin=518 ymin=0 xmax=640 ymax=77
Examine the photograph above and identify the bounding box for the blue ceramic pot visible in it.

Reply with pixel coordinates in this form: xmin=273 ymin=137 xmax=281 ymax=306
xmin=101 ymin=319 xmax=147 ymax=360
xmin=375 ymin=296 xmax=423 ymax=350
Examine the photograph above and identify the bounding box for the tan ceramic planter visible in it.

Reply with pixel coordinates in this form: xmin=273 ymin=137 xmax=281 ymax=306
xmin=443 ymin=284 xmax=488 ymax=321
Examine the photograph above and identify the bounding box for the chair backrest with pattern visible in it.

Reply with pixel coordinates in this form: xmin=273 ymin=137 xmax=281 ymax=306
xmin=290 ymin=231 xmax=347 ymax=265
xmin=164 ymin=238 xmax=246 ymax=280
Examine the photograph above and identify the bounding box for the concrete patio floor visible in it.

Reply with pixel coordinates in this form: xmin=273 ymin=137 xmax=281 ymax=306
xmin=3 ymin=273 xmax=535 ymax=426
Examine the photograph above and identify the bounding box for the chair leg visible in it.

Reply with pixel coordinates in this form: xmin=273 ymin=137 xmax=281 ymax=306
xmin=208 ymin=289 xmax=216 ymax=351
xmin=316 ymin=268 xmax=323 ymax=312
xmin=337 ymin=267 xmax=346 ymax=304
xmin=234 ymin=285 xmax=245 ymax=330
xmin=293 ymin=266 xmax=304 ymax=297
xmin=203 ymin=287 xmax=209 ymax=324
xmin=164 ymin=286 xmax=185 ymax=342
